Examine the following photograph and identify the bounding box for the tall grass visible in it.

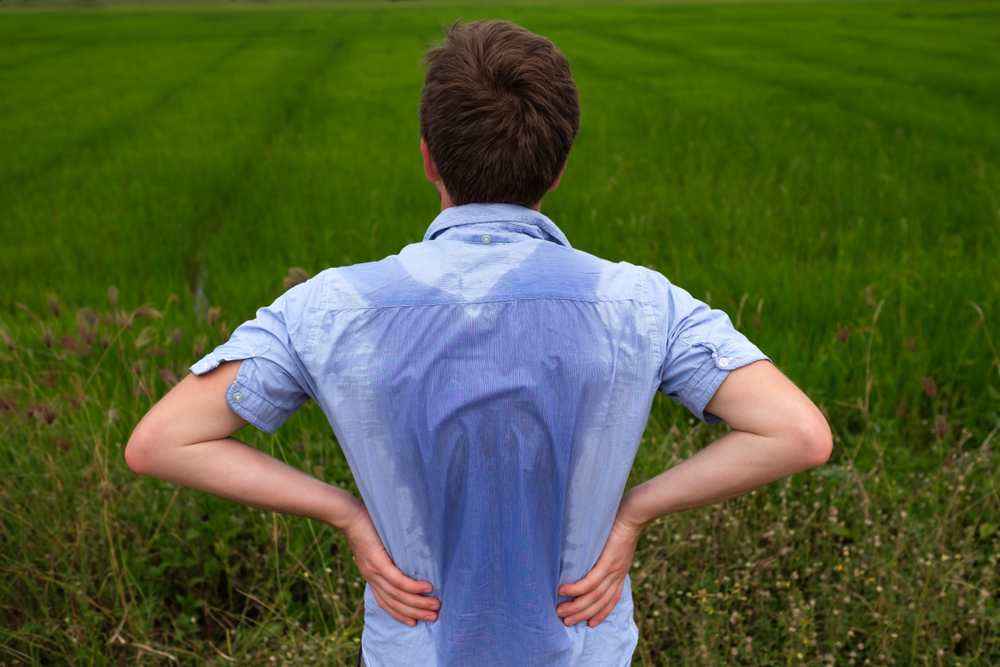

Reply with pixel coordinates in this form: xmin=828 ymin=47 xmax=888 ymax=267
xmin=1 ymin=1 xmax=999 ymax=665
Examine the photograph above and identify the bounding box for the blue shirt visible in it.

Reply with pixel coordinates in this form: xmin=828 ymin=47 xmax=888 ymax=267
xmin=192 ymin=204 xmax=768 ymax=667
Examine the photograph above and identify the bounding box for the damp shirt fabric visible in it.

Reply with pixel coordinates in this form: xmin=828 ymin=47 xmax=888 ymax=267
xmin=191 ymin=204 xmax=768 ymax=667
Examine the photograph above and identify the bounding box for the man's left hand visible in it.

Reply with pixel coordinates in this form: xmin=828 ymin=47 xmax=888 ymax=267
xmin=342 ymin=505 xmax=441 ymax=627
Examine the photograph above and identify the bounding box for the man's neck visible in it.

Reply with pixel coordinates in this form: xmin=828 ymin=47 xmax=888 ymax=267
xmin=436 ymin=186 xmax=542 ymax=213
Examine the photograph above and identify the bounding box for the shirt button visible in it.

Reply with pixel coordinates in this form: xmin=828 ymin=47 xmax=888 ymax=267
xmin=232 ymin=392 xmax=244 ymax=403
xmin=718 ymin=357 xmax=730 ymax=368
xmin=481 ymin=234 xmax=492 ymax=244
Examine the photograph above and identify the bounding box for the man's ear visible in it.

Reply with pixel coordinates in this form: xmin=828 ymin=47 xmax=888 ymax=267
xmin=548 ymin=163 xmax=567 ymax=192
xmin=421 ymin=137 xmax=441 ymax=183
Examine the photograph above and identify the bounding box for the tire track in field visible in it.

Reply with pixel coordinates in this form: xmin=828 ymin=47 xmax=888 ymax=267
xmin=682 ymin=21 xmax=1000 ymax=123
xmin=572 ymin=24 xmax=1000 ymax=150
xmin=180 ymin=35 xmax=350 ymax=294
xmin=0 ymin=34 xmax=257 ymax=204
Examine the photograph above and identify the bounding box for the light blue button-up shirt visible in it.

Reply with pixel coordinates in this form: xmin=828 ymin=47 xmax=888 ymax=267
xmin=192 ymin=204 xmax=768 ymax=667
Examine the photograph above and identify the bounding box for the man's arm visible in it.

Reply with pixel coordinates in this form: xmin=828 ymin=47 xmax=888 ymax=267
xmin=556 ymin=360 xmax=832 ymax=626
xmin=125 ymin=360 xmax=440 ymax=627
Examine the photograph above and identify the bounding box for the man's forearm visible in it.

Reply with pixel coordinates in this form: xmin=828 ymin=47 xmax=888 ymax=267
xmin=127 ymin=434 xmax=365 ymax=531
xmin=618 ymin=427 xmax=823 ymax=530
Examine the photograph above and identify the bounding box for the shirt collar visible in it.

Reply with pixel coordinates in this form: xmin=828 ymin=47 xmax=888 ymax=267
xmin=423 ymin=203 xmax=572 ymax=248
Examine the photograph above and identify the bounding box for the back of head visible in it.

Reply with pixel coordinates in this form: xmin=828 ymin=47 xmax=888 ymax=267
xmin=420 ymin=20 xmax=581 ymax=208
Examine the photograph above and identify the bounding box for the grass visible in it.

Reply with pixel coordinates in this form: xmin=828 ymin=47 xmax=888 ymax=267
xmin=1 ymin=1 xmax=999 ymax=664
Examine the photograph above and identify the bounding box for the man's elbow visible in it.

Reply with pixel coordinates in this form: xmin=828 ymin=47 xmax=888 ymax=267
xmin=124 ymin=423 xmax=157 ymax=476
xmin=795 ymin=413 xmax=833 ymax=469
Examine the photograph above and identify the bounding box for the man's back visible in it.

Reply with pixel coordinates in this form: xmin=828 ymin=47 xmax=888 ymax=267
xmin=321 ymin=205 xmax=650 ymax=665
xmin=192 ymin=203 xmax=763 ymax=666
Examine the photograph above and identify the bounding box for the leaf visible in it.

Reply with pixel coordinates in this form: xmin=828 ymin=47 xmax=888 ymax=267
xmin=134 ymin=326 xmax=157 ymax=349
xmin=831 ymin=525 xmax=853 ymax=538
xmin=980 ymin=523 xmax=997 ymax=540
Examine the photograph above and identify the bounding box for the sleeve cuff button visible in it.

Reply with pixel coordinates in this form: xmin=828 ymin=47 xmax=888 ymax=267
xmin=718 ymin=357 xmax=730 ymax=368
xmin=232 ymin=392 xmax=244 ymax=403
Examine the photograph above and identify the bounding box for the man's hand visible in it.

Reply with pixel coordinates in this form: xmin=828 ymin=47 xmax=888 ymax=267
xmin=554 ymin=360 xmax=832 ymax=628
xmin=341 ymin=505 xmax=440 ymax=627
xmin=126 ymin=361 xmax=440 ymax=627
xmin=556 ymin=513 xmax=643 ymax=627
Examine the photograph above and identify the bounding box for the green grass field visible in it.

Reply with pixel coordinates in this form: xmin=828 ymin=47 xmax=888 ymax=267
xmin=2 ymin=1 xmax=1000 ymax=664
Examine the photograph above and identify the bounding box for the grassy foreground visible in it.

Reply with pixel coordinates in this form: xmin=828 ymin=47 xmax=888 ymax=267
xmin=1 ymin=1 xmax=1000 ymax=665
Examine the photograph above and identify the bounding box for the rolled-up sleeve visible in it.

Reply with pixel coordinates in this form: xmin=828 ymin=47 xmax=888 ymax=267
xmin=190 ymin=283 xmax=314 ymax=434
xmin=646 ymin=270 xmax=769 ymax=424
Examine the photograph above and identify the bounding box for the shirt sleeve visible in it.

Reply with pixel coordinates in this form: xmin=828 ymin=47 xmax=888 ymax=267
xmin=190 ymin=282 xmax=315 ymax=434
xmin=646 ymin=269 xmax=770 ymax=424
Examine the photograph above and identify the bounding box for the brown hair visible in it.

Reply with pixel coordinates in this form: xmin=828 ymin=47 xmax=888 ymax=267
xmin=420 ymin=20 xmax=580 ymax=208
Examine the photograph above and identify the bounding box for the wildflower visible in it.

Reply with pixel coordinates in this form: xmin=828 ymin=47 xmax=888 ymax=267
xmin=0 ymin=324 xmax=13 ymax=351
xmin=46 ymin=293 xmax=61 ymax=318
xmin=40 ymin=322 xmax=55 ymax=348
xmin=922 ymin=377 xmax=937 ymax=398
xmin=108 ymin=285 xmax=119 ymax=305
xmin=221 ymin=321 xmax=231 ymax=343
xmin=863 ymin=284 xmax=875 ymax=308
xmin=169 ymin=326 xmax=184 ymax=346
xmin=208 ymin=307 xmax=221 ymax=328
xmin=285 ymin=267 xmax=311 ymax=290
xmin=134 ymin=326 xmax=157 ymax=349
xmin=0 ymin=393 xmax=17 ymax=414
xmin=30 ymin=402 xmax=58 ymax=425
xmin=59 ymin=335 xmax=91 ymax=356
xmin=935 ymin=415 xmax=950 ymax=440
xmin=835 ymin=325 xmax=850 ymax=344
xmin=56 ymin=436 xmax=71 ymax=451
xmin=14 ymin=301 xmax=37 ymax=319
xmin=159 ymin=369 xmax=179 ymax=388
xmin=133 ymin=306 xmax=162 ymax=319
xmin=193 ymin=334 xmax=207 ymax=359
xmin=904 ymin=337 xmax=916 ymax=352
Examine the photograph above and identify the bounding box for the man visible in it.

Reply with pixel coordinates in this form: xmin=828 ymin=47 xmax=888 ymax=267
xmin=126 ymin=20 xmax=831 ymax=667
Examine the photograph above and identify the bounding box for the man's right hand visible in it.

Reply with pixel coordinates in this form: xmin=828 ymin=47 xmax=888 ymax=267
xmin=555 ymin=512 xmax=643 ymax=627
xmin=341 ymin=505 xmax=441 ymax=627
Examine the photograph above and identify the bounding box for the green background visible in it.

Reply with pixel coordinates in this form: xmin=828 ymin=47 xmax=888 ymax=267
xmin=1 ymin=2 xmax=999 ymax=665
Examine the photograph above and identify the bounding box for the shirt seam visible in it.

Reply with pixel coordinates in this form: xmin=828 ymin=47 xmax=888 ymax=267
xmin=637 ymin=269 xmax=661 ymax=386
xmin=312 ymin=295 xmax=643 ymax=314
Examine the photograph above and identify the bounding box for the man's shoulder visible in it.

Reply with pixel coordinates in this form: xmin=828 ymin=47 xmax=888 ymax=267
xmin=308 ymin=241 xmax=655 ymax=311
